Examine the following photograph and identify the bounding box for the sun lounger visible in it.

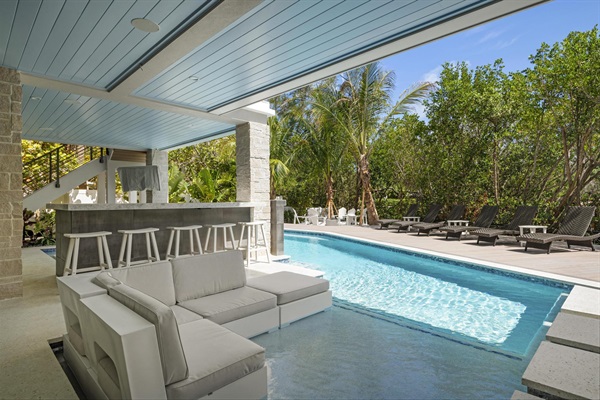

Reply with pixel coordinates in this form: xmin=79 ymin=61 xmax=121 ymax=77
xmin=376 ymin=204 xmax=419 ymax=229
xmin=412 ymin=204 xmax=466 ymax=236
xmin=389 ymin=204 xmax=442 ymax=233
xmin=440 ymin=205 xmax=499 ymax=240
xmin=472 ymin=205 xmax=538 ymax=246
xmin=517 ymin=206 xmax=598 ymax=254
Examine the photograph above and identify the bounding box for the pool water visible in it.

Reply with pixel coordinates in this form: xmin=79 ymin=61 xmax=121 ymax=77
xmin=251 ymin=231 xmax=571 ymax=399
xmin=283 ymin=232 xmax=569 ymax=357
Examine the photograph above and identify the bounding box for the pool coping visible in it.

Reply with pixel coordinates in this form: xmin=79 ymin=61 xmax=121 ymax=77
xmin=285 ymin=228 xmax=600 ymax=290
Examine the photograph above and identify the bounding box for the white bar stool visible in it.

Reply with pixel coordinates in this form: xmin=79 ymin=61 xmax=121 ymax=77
xmin=63 ymin=231 xmax=113 ymax=276
xmin=204 ymin=223 xmax=237 ymax=253
xmin=166 ymin=225 xmax=203 ymax=260
xmin=237 ymin=221 xmax=271 ymax=267
xmin=117 ymin=227 xmax=160 ymax=268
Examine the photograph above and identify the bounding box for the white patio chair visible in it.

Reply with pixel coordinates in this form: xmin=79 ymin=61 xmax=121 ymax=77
xmin=306 ymin=208 xmax=326 ymax=225
xmin=337 ymin=207 xmax=347 ymax=225
xmin=346 ymin=208 xmax=357 ymax=225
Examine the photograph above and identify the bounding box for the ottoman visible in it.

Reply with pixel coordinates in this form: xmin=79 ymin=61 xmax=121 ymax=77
xmin=247 ymin=272 xmax=332 ymax=326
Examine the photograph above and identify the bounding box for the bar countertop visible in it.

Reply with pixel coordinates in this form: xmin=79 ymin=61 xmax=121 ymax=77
xmin=48 ymin=202 xmax=258 ymax=211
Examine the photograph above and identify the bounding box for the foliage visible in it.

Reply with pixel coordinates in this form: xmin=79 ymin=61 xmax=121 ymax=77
xmin=168 ymin=136 xmax=237 ymax=203
xmin=23 ymin=209 xmax=56 ymax=247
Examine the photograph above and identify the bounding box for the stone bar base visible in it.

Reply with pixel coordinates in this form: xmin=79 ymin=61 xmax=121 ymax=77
xmin=53 ymin=203 xmax=255 ymax=276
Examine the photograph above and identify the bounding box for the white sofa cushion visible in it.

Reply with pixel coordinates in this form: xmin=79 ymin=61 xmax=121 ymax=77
xmin=172 ymin=251 xmax=246 ymax=302
xmin=178 ymin=286 xmax=277 ymax=325
xmin=105 ymin=261 xmax=176 ymax=306
xmin=108 ymin=284 xmax=188 ymax=385
xmin=247 ymin=271 xmax=330 ymax=305
xmin=166 ymin=320 xmax=265 ymax=399
xmin=170 ymin=305 xmax=203 ymax=325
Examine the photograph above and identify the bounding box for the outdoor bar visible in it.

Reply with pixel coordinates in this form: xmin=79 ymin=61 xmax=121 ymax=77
xmin=50 ymin=202 xmax=256 ymax=276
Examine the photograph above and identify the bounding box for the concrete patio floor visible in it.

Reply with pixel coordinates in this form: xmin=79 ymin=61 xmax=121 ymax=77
xmin=0 ymin=227 xmax=598 ymax=399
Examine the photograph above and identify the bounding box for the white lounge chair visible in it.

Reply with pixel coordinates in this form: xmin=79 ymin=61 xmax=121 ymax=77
xmin=346 ymin=208 xmax=357 ymax=225
xmin=337 ymin=207 xmax=347 ymax=225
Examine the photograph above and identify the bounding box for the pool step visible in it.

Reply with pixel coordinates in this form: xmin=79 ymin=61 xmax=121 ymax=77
xmin=522 ymin=340 xmax=600 ymax=399
xmin=546 ymin=312 xmax=600 ymax=353
xmin=510 ymin=390 xmax=542 ymax=400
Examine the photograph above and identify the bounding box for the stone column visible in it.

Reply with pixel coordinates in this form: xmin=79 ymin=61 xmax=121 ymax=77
xmin=236 ymin=122 xmax=271 ymax=248
xmin=146 ymin=150 xmax=168 ymax=203
xmin=0 ymin=67 xmax=22 ymax=300
xmin=270 ymin=198 xmax=285 ymax=255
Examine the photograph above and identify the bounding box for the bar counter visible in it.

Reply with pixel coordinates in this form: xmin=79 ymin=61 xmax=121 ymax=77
xmin=49 ymin=202 xmax=257 ymax=276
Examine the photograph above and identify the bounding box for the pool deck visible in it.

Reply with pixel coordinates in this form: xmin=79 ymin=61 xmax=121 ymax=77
xmin=285 ymin=223 xmax=600 ymax=287
xmin=1 ymin=226 xmax=598 ymax=399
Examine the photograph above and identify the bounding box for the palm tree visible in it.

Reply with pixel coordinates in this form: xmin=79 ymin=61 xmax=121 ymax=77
xmin=314 ymin=62 xmax=435 ymax=224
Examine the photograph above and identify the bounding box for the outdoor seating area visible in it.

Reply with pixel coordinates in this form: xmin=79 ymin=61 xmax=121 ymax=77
xmin=373 ymin=205 xmax=598 ymax=255
xmin=286 ymin=206 xmax=368 ymax=226
xmin=57 ymin=250 xmax=332 ymax=399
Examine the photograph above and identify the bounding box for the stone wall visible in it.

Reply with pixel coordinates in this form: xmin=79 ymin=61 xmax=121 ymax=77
xmin=0 ymin=67 xmax=22 ymax=300
xmin=236 ymin=122 xmax=271 ymax=246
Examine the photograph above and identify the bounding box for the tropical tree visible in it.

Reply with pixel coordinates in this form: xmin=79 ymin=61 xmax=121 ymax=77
xmin=314 ymin=62 xmax=434 ymax=224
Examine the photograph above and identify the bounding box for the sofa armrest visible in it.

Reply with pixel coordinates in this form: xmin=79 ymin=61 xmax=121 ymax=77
xmin=79 ymin=294 xmax=167 ymax=400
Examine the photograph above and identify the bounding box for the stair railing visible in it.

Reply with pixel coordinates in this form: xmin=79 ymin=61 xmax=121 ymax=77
xmin=23 ymin=145 xmax=109 ymax=196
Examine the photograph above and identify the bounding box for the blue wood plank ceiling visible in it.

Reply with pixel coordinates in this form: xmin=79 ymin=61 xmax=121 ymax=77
xmin=0 ymin=0 xmax=543 ymax=150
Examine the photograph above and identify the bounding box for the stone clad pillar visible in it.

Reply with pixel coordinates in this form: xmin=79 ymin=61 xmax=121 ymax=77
xmin=146 ymin=150 xmax=169 ymax=203
xmin=236 ymin=122 xmax=271 ymax=248
xmin=0 ymin=67 xmax=23 ymax=300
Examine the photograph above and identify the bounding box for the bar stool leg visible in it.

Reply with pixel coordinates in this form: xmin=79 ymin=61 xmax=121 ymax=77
xmin=260 ymin=224 xmax=271 ymax=263
xmin=166 ymin=229 xmax=175 ymax=259
xmin=239 ymin=225 xmax=249 ymax=267
xmin=193 ymin=228 xmax=203 ymax=255
xmin=96 ymin=236 xmax=105 ymax=269
xmin=125 ymin=234 xmax=133 ymax=267
xmin=227 ymin=225 xmax=237 ymax=249
xmin=118 ymin=234 xmax=127 ymax=267
xmin=204 ymin=228 xmax=212 ymax=252
xmin=175 ymin=230 xmax=181 ymax=258
xmin=150 ymin=231 xmax=160 ymax=261
xmin=188 ymin=229 xmax=194 ymax=255
xmin=145 ymin=232 xmax=152 ymax=262
xmin=63 ymin=238 xmax=75 ymax=276
xmin=101 ymin=235 xmax=113 ymax=269
xmin=213 ymin=229 xmax=218 ymax=254
xmin=72 ymin=238 xmax=80 ymax=275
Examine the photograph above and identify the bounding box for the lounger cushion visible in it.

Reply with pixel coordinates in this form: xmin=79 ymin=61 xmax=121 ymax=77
xmin=247 ymin=272 xmax=330 ymax=305
xmin=97 ymin=356 xmax=121 ymax=400
xmin=166 ymin=320 xmax=265 ymax=399
xmin=472 ymin=228 xmax=518 ymax=237
xmin=170 ymin=305 xmax=203 ymax=325
xmin=441 ymin=226 xmax=479 ymax=233
xmin=104 ymin=261 xmax=176 ymax=306
xmin=172 ymin=251 xmax=246 ymax=302
xmin=178 ymin=286 xmax=277 ymax=325
xmin=109 ymin=284 xmax=188 ymax=385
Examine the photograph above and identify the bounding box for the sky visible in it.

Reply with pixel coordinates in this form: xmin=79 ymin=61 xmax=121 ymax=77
xmin=378 ymin=0 xmax=600 ymax=109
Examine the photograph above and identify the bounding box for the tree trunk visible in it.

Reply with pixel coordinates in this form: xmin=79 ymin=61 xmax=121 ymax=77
xmin=358 ymin=154 xmax=379 ymax=224
xmin=325 ymin=174 xmax=335 ymax=219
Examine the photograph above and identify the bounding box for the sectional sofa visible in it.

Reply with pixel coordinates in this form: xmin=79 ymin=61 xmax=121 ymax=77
xmin=57 ymin=250 xmax=332 ymax=399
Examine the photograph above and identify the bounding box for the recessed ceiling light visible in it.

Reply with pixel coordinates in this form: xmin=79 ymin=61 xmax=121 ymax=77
xmin=40 ymin=127 xmax=54 ymax=131
xmin=188 ymin=76 xmax=199 ymax=82
xmin=187 ymin=124 xmax=197 ymax=128
xmin=30 ymin=96 xmax=42 ymax=101
xmin=64 ymin=99 xmax=82 ymax=105
xmin=131 ymin=18 xmax=160 ymax=33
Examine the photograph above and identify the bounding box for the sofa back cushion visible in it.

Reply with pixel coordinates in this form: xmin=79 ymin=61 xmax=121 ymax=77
xmin=108 ymin=284 xmax=188 ymax=385
xmin=104 ymin=261 xmax=176 ymax=306
xmin=172 ymin=251 xmax=246 ymax=302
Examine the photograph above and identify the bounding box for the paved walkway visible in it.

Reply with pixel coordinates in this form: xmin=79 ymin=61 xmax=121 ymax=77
xmin=285 ymin=223 xmax=600 ymax=286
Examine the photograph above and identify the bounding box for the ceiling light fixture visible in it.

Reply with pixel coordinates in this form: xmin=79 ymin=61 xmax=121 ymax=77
xmin=131 ymin=18 xmax=160 ymax=33
xmin=30 ymin=96 xmax=42 ymax=101
xmin=64 ymin=99 xmax=82 ymax=105
xmin=188 ymin=76 xmax=199 ymax=82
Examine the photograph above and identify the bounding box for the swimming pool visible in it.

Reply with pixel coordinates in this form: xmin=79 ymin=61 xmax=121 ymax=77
xmin=283 ymin=231 xmax=570 ymax=357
